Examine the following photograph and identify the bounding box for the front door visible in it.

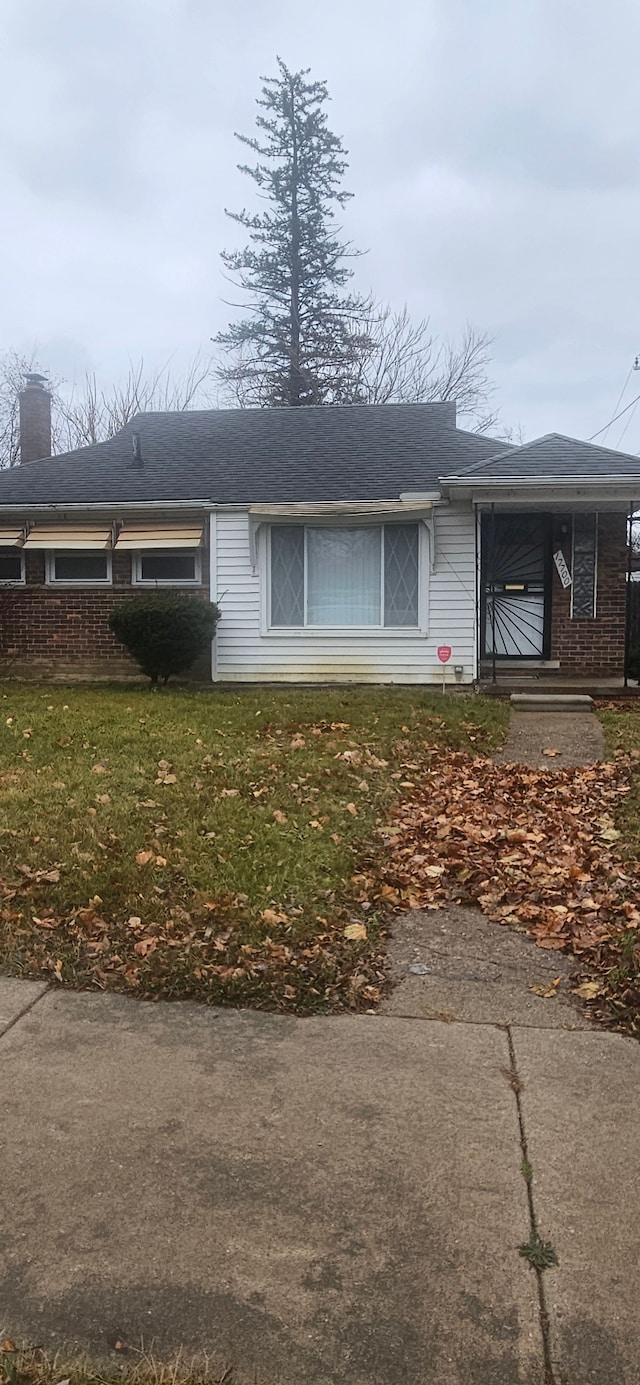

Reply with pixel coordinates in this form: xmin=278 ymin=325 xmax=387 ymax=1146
xmin=481 ymin=513 xmax=552 ymax=659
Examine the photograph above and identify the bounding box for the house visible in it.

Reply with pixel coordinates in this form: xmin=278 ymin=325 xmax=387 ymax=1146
xmin=0 ymin=375 xmax=638 ymax=686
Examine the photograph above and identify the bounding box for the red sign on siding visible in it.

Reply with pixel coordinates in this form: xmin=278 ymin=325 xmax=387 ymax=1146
xmin=437 ymin=645 xmax=452 ymax=664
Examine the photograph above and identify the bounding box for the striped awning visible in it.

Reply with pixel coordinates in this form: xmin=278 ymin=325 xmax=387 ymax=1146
xmin=0 ymin=527 xmax=25 ymax=548
xmin=23 ymin=525 xmax=113 ymax=550
xmin=115 ymin=523 xmax=204 ymax=550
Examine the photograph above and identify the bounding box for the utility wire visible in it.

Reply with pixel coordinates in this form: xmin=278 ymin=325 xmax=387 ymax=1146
xmin=589 ymin=387 xmax=640 ymax=442
xmin=601 ymin=365 xmax=633 ymax=443
xmin=615 ymin=395 xmax=640 ymax=449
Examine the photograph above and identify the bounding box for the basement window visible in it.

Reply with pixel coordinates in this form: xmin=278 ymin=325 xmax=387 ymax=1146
xmin=132 ymin=549 xmax=201 ymax=585
xmin=0 ymin=550 xmax=25 ymax=584
xmin=46 ymin=551 xmax=112 ymax=585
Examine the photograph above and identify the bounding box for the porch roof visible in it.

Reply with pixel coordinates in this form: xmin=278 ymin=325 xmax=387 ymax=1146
xmin=440 ymin=433 xmax=640 ymax=495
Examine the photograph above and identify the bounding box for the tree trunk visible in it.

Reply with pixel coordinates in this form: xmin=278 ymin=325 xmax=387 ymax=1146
xmin=288 ymin=79 xmax=302 ymax=406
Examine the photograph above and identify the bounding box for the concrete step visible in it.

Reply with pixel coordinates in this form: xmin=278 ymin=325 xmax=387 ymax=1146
xmin=509 ymin=693 xmax=594 ymax=712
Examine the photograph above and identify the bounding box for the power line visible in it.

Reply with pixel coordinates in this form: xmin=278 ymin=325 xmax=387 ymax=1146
xmin=590 ymin=354 xmax=640 ymax=443
xmin=601 ymin=364 xmax=633 ymax=443
xmin=615 ymin=394 xmax=640 ymax=449
xmin=589 ymin=385 xmax=640 ymax=442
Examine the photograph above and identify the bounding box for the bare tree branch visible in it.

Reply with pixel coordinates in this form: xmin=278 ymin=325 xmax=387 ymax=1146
xmin=344 ymin=304 xmax=507 ymax=434
xmin=56 ymin=353 xmax=216 ymax=450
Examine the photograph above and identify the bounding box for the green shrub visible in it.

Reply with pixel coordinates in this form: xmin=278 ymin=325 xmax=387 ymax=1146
xmin=109 ymin=592 xmax=220 ymax=684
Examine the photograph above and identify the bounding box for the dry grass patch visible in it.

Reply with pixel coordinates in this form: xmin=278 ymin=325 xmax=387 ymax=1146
xmin=0 ymin=1346 xmax=234 ymax=1385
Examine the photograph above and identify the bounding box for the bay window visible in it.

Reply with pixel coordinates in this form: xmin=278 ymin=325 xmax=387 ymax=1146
xmin=270 ymin=523 xmax=421 ymax=628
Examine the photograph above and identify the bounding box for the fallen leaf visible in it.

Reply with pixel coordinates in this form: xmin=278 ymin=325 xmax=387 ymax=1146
xmin=134 ymin=936 xmax=158 ymax=956
xmin=220 ymin=788 xmax=240 ymax=797
xmin=573 ymin=980 xmax=604 ymax=1000
xmin=344 ymin=922 xmax=367 ymax=941
xmin=135 ymin=850 xmax=154 ymax=866
xmin=345 ymin=803 xmax=358 ymax=816
xmin=91 ymin=763 xmax=108 ymax=773
xmin=529 ymin=977 xmax=562 ymax=998
xmin=290 ymin=735 xmax=306 ymax=749
xmin=261 ymin=908 xmax=289 ymax=925
xmin=542 ymin=749 xmax=561 ymax=757
xmin=273 ymin=810 xmax=288 ymax=823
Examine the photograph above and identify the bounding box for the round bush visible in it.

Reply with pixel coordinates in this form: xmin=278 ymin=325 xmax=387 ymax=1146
xmin=109 ymin=592 xmax=220 ymax=684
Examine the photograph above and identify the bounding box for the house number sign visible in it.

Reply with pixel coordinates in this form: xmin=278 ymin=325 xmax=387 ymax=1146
xmin=553 ymin=550 xmax=572 ymax=589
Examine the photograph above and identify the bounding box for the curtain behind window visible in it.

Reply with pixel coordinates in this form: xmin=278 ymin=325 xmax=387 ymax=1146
xmin=307 ymin=527 xmax=381 ymax=625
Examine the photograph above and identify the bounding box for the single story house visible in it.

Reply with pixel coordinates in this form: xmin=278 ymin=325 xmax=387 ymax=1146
xmin=0 ymin=376 xmax=638 ymax=686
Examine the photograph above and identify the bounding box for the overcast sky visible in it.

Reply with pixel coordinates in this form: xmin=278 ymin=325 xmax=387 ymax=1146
xmin=1 ymin=0 xmax=639 ymax=445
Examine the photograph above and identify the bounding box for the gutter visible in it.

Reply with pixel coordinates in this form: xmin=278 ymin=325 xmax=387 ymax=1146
xmin=0 ymin=499 xmax=215 ymax=514
xmin=441 ymin=475 xmax=640 ymax=489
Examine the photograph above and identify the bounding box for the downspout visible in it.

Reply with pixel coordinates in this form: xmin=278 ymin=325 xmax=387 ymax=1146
xmin=625 ymin=500 xmax=633 ymax=688
xmin=473 ymin=502 xmax=479 ymax=684
xmin=490 ymin=502 xmax=497 ymax=685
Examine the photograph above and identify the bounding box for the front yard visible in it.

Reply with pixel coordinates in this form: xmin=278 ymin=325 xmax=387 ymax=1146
xmin=3 ymin=684 xmax=640 ymax=1034
xmin=0 ymin=683 xmax=506 ymax=1013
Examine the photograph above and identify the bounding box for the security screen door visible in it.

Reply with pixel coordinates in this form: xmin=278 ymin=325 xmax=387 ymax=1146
xmin=481 ymin=513 xmax=551 ymax=659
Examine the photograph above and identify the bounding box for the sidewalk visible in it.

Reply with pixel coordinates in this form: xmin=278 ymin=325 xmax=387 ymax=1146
xmin=1 ymin=977 xmax=638 ymax=1385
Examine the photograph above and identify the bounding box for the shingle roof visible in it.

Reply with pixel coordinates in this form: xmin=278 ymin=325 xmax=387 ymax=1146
xmin=443 ymin=432 xmax=640 ymax=481
xmin=0 ymin=404 xmax=506 ymax=507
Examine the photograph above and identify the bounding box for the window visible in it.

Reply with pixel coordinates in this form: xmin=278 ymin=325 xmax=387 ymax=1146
xmin=270 ymin=523 xmax=421 ymax=628
xmin=132 ymin=549 xmax=201 ymax=585
xmin=0 ymin=550 xmax=24 ymax=584
xmin=47 ymin=552 xmax=112 ymax=585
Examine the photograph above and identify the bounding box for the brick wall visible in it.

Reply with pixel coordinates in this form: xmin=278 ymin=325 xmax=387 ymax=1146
xmin=550 ymin=513 xmax=627 ymax=675
xmin=0 ymin=548 xmax=212 ymax=681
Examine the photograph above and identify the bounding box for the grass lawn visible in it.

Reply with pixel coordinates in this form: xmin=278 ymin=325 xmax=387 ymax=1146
xmin=0 ymin=682 xmax=507 ymax=1013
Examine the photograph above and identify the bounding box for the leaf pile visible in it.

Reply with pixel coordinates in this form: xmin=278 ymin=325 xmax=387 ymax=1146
xmin=368 ymin=749 xmax=640 ymax=1035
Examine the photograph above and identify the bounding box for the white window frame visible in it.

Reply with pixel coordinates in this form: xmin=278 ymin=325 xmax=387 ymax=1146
xmin=0 ymin=550 xmax=26 ymax=586
xmin=262 ymin=521 xmax=429 ymax=637
xmin=45 ymin=550 xmax=113 ymax=587
xmin=131 ymin=548 xmax=202 ymax=587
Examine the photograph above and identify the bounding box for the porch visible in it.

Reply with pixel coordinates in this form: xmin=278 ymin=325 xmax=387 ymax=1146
xmin=478 ymin=671 xmax=640 ymax=698
xmin=477 ymin=506 xmax=633 ymax=687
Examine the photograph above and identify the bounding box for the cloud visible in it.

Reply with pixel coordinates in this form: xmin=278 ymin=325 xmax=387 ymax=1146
xmin=0 ymin=0 xmax=639 ymax=445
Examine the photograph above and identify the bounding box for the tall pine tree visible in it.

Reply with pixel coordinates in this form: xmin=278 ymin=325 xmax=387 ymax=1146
xmin=215 ymin=59 xmax=372 ymax=407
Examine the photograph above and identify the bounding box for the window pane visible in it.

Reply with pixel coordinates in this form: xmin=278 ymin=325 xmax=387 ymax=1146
xmin=0 ymin=550 xmax=22 ymax=581
xmin=307 ymin=527 xmax=381 ymax=625
xmin=271 ymin=526 xmax=304 ymax=626
xmin=384 ymin=524 xmax=419 ymax=626
xmin=140 ymin=551 xmax=197 ymax=582
xmin=54 ymin=552 xmax=109 ymax=582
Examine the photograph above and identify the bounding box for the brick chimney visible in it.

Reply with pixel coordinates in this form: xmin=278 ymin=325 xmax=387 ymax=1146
xmin=19 ymin=373 xmax=52 ymax=464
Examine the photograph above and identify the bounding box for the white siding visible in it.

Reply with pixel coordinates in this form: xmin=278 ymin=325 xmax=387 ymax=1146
xmin=211 ymin=507 xmax=477 ymax=684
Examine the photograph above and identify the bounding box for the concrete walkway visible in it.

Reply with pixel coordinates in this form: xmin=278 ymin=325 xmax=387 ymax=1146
xmin=1 ymin=978 xmax=638 ymax=1385
xmin=493 ymin=709 xmax=605 ymax=768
